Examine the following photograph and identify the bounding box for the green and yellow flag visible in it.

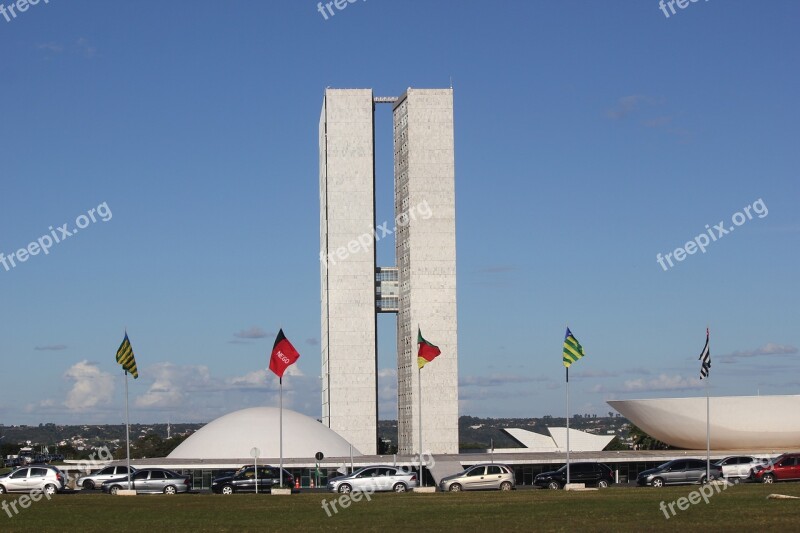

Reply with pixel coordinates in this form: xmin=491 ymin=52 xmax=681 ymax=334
xmin=562 ymin=328 xmax=585 ymax=368
xmin=116 ymin=333 xmax=138 ymax=379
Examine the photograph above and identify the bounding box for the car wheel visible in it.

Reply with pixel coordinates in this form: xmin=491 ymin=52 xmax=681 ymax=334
xmin=699 ymin=475 xmax=708 ymax=485
xmin=547 ymin=481 xmax=560 ymax=490
xmin=763 ymin=473 xmax=775 ymax=484
xmin=110 ymin=485 xmax=120 ymax=495
xmin=43 ymin=484 xmax=57 ymax=496
xmin=338 ymin=483 xmax=352 ymax=494
xmin=652 ymin=477 xmax=665 ymax=488
xmin=500 ymin=481 xmax=512 ymax=491
xmin=221 ymin=485 xmax=234 ymax=495
xmin=0 ymin=485 xmax=6 ymax=494
xmin=448 ymin=483 xmax=462 ymax=492
xmin=597 ymin=480 xmax=609 ymax=489
xmin=82 ymin=480 xmax=95 ymax=490
xmin=393 ymin=483 xmax=407 ymax=493
xmin=163 ymin=485 xmax=177 ymax=495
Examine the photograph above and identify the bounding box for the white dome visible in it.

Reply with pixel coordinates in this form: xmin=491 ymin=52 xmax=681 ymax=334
xmin=168 ymin=407 xmax=361 ymax=459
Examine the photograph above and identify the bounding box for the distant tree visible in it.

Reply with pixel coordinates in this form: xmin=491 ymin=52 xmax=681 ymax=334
xmin=603 ymin=436 xmax=629 ymax=451
xmin=628 ymin=425 xmax=671 ymax=450
xmin=113 ymin=433 xmax=190 ymax=459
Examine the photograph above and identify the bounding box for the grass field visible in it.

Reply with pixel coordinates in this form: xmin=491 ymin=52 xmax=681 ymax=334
xmin=2 ymin=484 xmax=800 ymax=532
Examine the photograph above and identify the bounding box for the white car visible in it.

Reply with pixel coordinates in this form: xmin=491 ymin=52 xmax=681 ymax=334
xmin=77 ymin=465 xmax=136 ymax=490
xmin=714 ymin=456 xmax=769 ymax=479
xmin=327 ymin=466 xmax=418 ymax=493
xmin=0 ymin=465 xmax=66 ymax=495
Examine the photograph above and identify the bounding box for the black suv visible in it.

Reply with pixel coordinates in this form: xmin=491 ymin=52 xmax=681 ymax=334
xmin=534 ymin=462 xmax=615 ymax=489
xmin=211 ymin=465 xmax=294 ymax=494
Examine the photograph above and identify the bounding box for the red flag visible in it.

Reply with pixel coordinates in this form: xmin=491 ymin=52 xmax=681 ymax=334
xmin=269 ymin=329 xmax=300 ymax=379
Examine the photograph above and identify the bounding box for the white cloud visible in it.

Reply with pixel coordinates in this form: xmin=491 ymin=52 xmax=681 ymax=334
xmin=233 ymin=326 xmax=268 ymax=339
xmin=460 ymin=374 xmax=548 ymax=387
xmin=606 ymin=94 xmax=653 ymax=119
xmin=722 ymin=343 xmax=798 ymax=361
xmin=35 ymin=344 xmax=68 ymax=351
xmin=64 ymin=361 xmax=115 ymax=410
xmin=135 ymin=363 xmax=211 ymax=409
xmin=623 ymin=374 xmax=702 ymax=392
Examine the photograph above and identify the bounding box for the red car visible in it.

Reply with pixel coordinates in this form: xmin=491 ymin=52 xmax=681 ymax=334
xmin=752 ymin=454 xmax=800 ymax=484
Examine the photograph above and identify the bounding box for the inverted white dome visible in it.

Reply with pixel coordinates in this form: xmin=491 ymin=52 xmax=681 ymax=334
xmin=608 ymin=395 xmax=800 ymax=449
xmin=168 ymin=407 xmax=361 ymax=459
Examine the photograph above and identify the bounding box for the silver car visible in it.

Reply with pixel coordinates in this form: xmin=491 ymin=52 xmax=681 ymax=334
xmin=0 ymin=465 xmax=67 ymax=495
xmin=439 ymin=464 xmax=515 ymax=492
xmin=327 ymin=465 xmax=418 ymax=493
xmin=714 ymin=456 xmax=769 ymax=480
xmin=77 ymin=465 xmax=136 ymax=490
xmin=102 ymin=468 xmax=190 ymax=495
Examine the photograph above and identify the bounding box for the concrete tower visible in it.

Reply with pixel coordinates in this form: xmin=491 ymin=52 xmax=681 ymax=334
xmin=319 ymin=87 xmax=458 ymax=456
xmin=393 ymin=89 xmax=459 ymax=454
xmin=319 ymin=89 xmax=378 ymax=455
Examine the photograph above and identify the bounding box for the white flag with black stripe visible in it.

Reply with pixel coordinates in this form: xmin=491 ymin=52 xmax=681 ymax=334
xmin=699 ymin=328 xmax=710 ymax=379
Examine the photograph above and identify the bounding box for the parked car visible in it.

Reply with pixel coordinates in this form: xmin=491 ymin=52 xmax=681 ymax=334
xmin=714 ymin=456 xmax=769 ymax=480
xmin=439 ymin=463 xmax=515 ymax=492
xmin=752 ymin=453 xmax=800 ymax=484
xmin=77 ymin=465 xmax=137 ymax=490
xmin=211 ymin=465 xmax=294 ymax=494
xmin=637 ymin=459 xmax=723 ymax=487
xmin=3 ymin=457 xmax=22 ymax=468
xmin=327 ymin=465 xmax=418 ymax=494
xmin=534 ymin=462 xmax=615 ymax=489
xmin=101 ymin=468 xmax=190 ymax=495
xmin=0 ymin=465 xmax=67 ymax=495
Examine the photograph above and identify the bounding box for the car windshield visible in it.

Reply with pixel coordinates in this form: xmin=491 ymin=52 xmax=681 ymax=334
xmin=657 ymin=462 xmax=673 ymax=469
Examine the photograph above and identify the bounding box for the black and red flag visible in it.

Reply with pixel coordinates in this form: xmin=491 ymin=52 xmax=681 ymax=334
xmin=269 ymin=329 xmax=300 ymax=379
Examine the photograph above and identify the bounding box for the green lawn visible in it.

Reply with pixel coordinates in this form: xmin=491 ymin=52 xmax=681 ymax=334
xmin=2 ymin=484 xmax=800 ymax=532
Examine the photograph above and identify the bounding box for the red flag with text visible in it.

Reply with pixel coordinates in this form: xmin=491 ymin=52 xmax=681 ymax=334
xmin=269 ymin=329 xmax=300 ymax=379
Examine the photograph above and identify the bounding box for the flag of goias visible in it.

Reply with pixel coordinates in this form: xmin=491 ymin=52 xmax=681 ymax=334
xmin=562 ymin=328 xmax=586 ymax=368
xmin=115 ymin=333 xmax=138 ymax=379
xmin=269 ymin=329 xmax=300 ymax=379
xmin=699 ymin=328 xmax=710 ymax=379
xmin=417 ymin=328 xmax=441 ymax=369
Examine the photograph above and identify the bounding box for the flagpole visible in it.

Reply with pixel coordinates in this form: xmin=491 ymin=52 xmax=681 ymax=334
xmin=706 ymin=373 xmax=710 ymax=481
xmin=279 ymin=377 xmax=284 ymax=488
xmin=418 ymin=365 xmax=423 ymax=488
xmin=124 ymin=370 xmax=131 ymax=490
xmin=566 ymin=365 xmax=570 ymax=485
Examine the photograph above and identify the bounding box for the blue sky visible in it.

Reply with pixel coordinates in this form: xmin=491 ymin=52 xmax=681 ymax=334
xmin=0 ymin=1 xmax=797 ymax=426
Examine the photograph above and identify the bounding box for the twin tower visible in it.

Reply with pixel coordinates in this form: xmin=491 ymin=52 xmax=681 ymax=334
xmin=319 ymin=88 xmax=459 ymax=455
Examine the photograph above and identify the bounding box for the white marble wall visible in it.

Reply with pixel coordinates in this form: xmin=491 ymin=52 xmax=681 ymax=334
xmin=319 ymin=89 xmax=377 ymax=455
xmin=394 ymin=89 xmax=459 ymax=455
